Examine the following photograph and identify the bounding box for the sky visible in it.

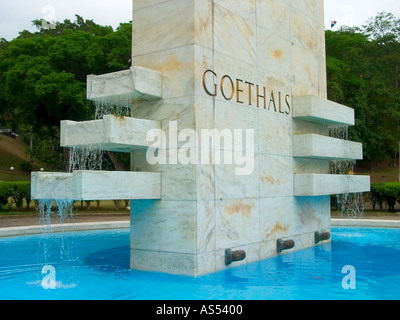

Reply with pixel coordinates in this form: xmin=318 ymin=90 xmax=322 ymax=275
xmin=324 ymin=0 xmax=400 ymax=30
xmin=0 ymin=0 xmax=399 ymax=41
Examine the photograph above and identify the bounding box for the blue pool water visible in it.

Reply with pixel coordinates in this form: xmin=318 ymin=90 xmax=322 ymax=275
xmin=0 ymin=227 xmax=399 ymax=300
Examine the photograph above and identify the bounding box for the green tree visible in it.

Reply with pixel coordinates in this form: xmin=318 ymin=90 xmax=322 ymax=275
xmin=0 ymin=15 xmax=132 ymax=170
xmin=326 ymin=12 xmax=400 ymax=169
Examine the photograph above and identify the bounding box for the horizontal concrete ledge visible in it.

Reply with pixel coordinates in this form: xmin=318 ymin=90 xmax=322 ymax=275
xmin=294 ymin=134 xmax=363 ymax=160
xmin=61 ymin=115 xmax=161 ymax=152
xmin=87 ymin=66 xmax=162 ymax=105
xmin=0 ymin=221 xmax=130 ymax=238
xmin=293 ymin=95 xmax=355 ymax=126
xmin=294 ymin=174 xmax=371 ymax=196
xmin=31 ymin=171 xmax=162 ymax=201
xmin=332 ymin=219 xmax=400 ymax=228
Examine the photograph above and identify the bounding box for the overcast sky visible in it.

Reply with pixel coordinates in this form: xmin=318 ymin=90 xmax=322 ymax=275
xmin=0 ymin=0 xmax=400 ymax=41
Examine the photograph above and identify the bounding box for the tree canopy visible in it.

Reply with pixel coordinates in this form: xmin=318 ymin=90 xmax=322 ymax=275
xmin=326 ymin=12 xmax=400 ymax=167
xmin=0 ymin=15 xmax=132 ymax=170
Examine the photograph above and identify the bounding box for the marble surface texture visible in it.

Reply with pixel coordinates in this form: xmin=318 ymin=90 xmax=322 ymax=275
xmin=294 ymin=174 xmax=371 ymax=196
xmin=294 ymin=134 xmax=363 ymax=160
xmin=31 ymin=171 xmax=161 ymax=201
xmin=293 ymin=95 xmax=355 ymax=126
xmin=61 ymin=115 xmax=161 ymax=152
xmin=87 ymin=66 xmax=162 ymax=105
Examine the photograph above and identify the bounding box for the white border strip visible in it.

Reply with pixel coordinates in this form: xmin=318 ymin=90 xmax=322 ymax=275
xmin=332 ymin=219 xmax=400 ymax=228
xmin=0 ymin=221 xmax=130 ymax=238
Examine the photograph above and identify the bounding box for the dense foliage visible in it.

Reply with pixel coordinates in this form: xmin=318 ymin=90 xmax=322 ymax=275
xmin=0 ymin=181 xmax=31 ymax=211
xmin=326 ymin=12 xmax=400 ymax=168
xmin=370 ymin=182 xmax=400 ymax=211
xmin=0 ymin=15 xmax=132 ymax=170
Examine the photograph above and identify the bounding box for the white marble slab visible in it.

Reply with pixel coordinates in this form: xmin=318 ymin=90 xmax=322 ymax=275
xmin=294 ymin=134 xmax=363 ymax=160
xmin=31 ymin=171 xmax=161 ymax=200
xmin=87 ymin=66 xmax=162 ymax=105
xmin=130 ymin=199 xmax=196 ymax=254
xmin=257 ymin=0 xmax=291 ymax=40
xmin=213 ymin=3 xmax=257 ymax=65
xmin=61 ymin=115 xmax=161 ymax=152
xmin=259 ymin=111 xmax=293 ymax=156
xmin=133 ymin=0 xmax=195 ymax=56
xmin=294 ymin=174 xmax=371 ymax=196
xmin=293 ymin=95 xmax=355 ymax=126
xmin=216 ymin=198 xmax=260 ymax=250
xmin=31 ymin=172 xmax=74 ymax=200
xmin=259 ymin=155 xmax=294 ymax=197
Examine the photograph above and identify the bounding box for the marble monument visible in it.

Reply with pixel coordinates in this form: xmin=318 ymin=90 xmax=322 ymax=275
xmin=31 ymin=0 xmax=370 ymax=276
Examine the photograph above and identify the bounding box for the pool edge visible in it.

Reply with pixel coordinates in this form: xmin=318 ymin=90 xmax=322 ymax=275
xmin=0 ymin=221 xmax=130 ymax=238
xmin=332 ymin=218 xmax=400 ymax=228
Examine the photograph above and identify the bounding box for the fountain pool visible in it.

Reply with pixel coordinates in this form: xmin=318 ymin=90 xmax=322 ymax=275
xmin=0 ymin=227 xmax=399 ymax=300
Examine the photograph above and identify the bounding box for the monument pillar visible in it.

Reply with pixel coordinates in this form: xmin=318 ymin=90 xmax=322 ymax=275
xmin=128 ymin=0 xmax=369 ymax=276
xmin=29 ymin=0 xmax=370 ymax=276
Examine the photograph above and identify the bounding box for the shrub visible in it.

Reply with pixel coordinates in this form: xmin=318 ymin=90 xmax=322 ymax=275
xmin=370 ymin=182 xmax=400 ymax=211
xmin=0 ymin=183 xmax=13 ymax=209
xmin=0 ymin=182 xmax=31 ymax=211
xmin=1 ymin=205 xmax=10 ymax=212
xmin=11 ymin=182 xmax=31 ymax=209
xmin=370 ymin=183 xmax=386 ymax=211
xmin=17 ymin=182 xmax=32 ymax=209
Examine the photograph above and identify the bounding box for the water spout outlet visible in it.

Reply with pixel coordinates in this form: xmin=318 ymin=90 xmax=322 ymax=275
xmin=277 ymin=239 xmax=295 ymax=253
xmin=225 ymin=249 xmax=246 ymax=266
xmin=315 ymin=231 xmax=331 ymax=244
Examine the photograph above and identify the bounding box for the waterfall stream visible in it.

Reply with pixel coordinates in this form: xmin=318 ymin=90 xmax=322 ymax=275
xmin=329 ymin=126 xmax=364 ymax=218
xmin=38 ymin=99 xmax=129 ymax=229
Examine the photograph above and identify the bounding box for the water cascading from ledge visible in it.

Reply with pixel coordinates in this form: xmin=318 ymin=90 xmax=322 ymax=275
xmin=68 ymin=98 xmax=132 ymax=172
xmin=94 ymin=99 xmax=131 ymax=120
xmin=37 ymin=145 xmax=105 ymax=230
xmin=68 ymin=144 xmax=106 ymax=173
xmin=37 ymin=99 xmax=130 ymax=230
xmin=69 ymin=98 xmax=132 ymax=171
xmin=329 ymin=126 xmax=365 ymax=218
xmin=38 ymin=199 xmax=75 ymax=233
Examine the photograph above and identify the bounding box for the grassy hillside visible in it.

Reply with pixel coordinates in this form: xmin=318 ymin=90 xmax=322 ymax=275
xmin=0 ymin=134 xmax=44 ymax=181
xmin=358 ymin=162 xmax=400 ymax=184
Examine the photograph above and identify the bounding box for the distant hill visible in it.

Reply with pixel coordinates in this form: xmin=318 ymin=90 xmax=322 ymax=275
xmin=0 ymin=134 xmax=44 ymax=182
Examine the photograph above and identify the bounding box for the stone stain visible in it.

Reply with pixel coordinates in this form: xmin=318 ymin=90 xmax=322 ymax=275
xmin=273 ymin=49 xmax=283 ymax=60
xmin=305 ymin=66 xmax=314 ymax=85
xmin=225 ymin=200 xmax=253 ymax=218
xmin=194 ymin=12 xmax=211 ymax=39
xmin=261 ymin=175 xmax=279 ymax=185
xmin=265 ymin=222 xmax=288 ymax=239
xmin=217 ymin=6 xmax=255 ymax=53
xmin=156 ymin=53 xmax=184 ymax=73
xmin=113 ymin=115 xmax=127 ymax=121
